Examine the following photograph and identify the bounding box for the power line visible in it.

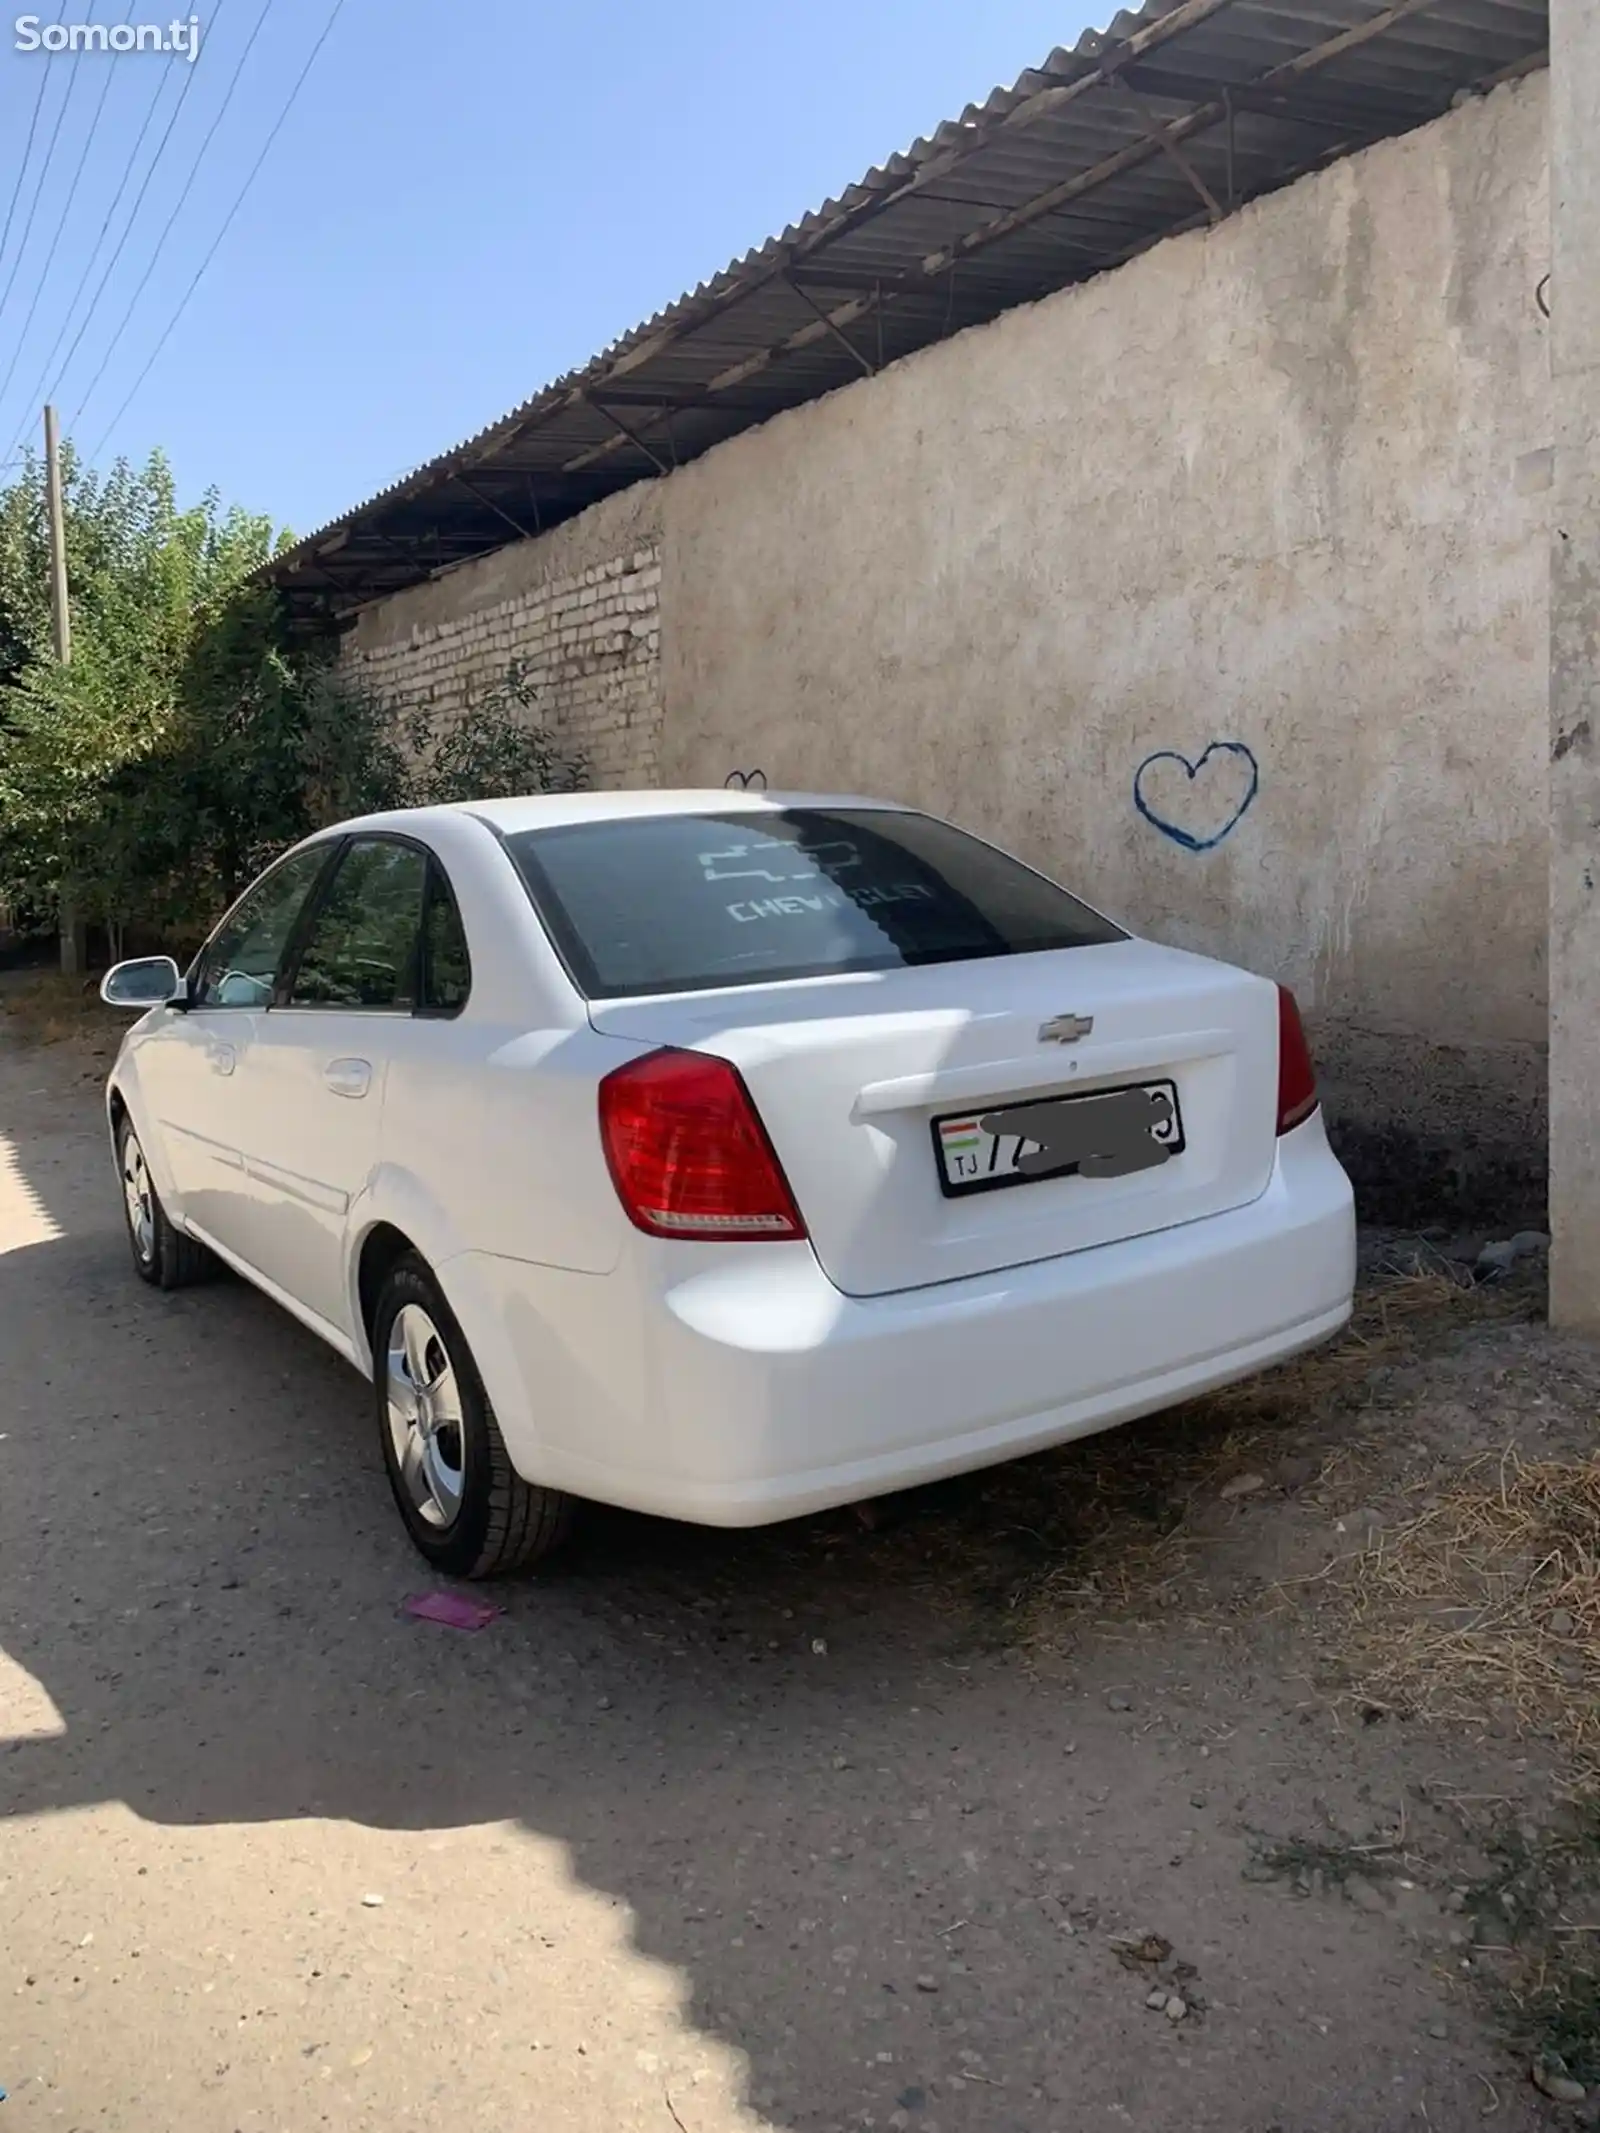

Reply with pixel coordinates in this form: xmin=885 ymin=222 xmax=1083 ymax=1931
xmin=88 ymin=0 xmax=350 ymax=463
xmin=0 ymin=0 xmax=135 ymax=419
xmin=68 ymin=0 xmax=274 ymax=437
xmin=0 ymin=14 xmax=88 ymax=321
xmin=0 ymin=47 xmax=188 ymax=469
xmin=0 ymin=47 xmax=53 ymax=275
xmin=24 ymin=2 xmax=220 ymax=439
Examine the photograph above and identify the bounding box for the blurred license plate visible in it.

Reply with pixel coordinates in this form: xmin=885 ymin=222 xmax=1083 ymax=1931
xmin=933 ymin=1079 xmax=1184 ymax=1197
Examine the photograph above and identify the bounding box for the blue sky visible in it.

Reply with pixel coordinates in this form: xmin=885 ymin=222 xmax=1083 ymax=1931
xmin=0 ymin=0 xmax=1102 ymax=538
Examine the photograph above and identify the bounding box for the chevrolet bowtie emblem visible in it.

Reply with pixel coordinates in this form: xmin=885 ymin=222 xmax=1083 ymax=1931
xmin=1038 ymin=1013 xmax=1094 ymax=1045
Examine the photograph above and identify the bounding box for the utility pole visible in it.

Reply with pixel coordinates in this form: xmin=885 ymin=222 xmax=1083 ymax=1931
xmin=43 ymin=404 xmax=84 ymax=977
xmin=43 ymin=405 xmax=69 ymax=663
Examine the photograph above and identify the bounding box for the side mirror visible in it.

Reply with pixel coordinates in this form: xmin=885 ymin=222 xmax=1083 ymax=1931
xmin=100 ymin=956 xmax=186 ymax=1010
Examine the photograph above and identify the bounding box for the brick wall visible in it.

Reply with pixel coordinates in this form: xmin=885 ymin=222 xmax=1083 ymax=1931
xmin=336 ymin=482 xmax=662 ymax=788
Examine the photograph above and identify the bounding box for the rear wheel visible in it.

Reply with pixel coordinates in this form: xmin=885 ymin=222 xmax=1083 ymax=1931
xmin=373 ymin=1253 xmax=575 ymax=1578
xmin=116 ymin=1117 xmax=214 ymax=1290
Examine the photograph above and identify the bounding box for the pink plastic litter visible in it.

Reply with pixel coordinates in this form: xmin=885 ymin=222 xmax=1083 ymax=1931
xmin=403 ymin=1591 xmax=502 ymax=1631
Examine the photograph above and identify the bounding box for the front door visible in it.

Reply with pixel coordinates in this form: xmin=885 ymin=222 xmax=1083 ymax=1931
xmin=149 ymin=844 xmax=336 ymax=1253
xmin=225 ymin=837 xmax=432 ymax=1339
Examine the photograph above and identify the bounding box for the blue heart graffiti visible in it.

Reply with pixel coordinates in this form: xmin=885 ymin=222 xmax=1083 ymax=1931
xmin=1133 ymin=741 xmax=1260 ymax=853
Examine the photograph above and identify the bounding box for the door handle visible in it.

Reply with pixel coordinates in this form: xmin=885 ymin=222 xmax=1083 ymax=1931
xmin=324 ymin=1057 xmax=373 ymax=1100
xmin=209 ymin=1042 xmax=236 ymax=1077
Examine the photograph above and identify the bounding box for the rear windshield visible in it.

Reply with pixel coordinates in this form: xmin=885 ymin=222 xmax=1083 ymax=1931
xmin=500 ymin=807 xmax=1126 ymax=1000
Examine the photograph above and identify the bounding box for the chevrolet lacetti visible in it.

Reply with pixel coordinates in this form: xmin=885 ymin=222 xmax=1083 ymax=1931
xmin=99 ymin=790 xmax=1357 ymax=1578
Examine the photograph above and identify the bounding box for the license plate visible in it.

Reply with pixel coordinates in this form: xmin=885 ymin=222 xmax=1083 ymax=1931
xmin=933 ymin=1079 xmax=1185 ymax=1198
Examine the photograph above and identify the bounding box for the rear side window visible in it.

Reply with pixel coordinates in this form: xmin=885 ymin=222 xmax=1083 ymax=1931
xmin=502 ymin=808 xmax=1125 ymax=1001
xmin=420 ymin=864 xmax=472 ymax=1014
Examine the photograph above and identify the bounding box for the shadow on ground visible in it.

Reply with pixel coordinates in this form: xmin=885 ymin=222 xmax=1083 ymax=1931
xmin=0 ymin=1035 xmax=1561 ymax=2133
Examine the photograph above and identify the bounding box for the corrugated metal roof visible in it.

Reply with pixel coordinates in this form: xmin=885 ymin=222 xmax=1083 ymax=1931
xmin=260 ymin=0 xmax=1548 ymax=623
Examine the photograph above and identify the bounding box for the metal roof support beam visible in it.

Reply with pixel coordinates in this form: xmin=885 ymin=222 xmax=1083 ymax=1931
xmin=1119 ymin=62 xmax=1426 ymax=133
xmin=840 ymin=0 xmax=1246 ymax=196
xmin=588 ymin=383 xmax=782 ymax=416
xmin=348 ymin=527 xmax=510 ymax=555
xmin=920 ymin=0 xmax=1442 ymax=278
xmin=779 ymin=275 xmax=877 ymax=374
xmin=574 ymin=396 xmax=675 ymax=476
xmin=786 ymin=247 xmax=1099 ymax=294
xmin=704 ymin=292 xmax=882 ymax=396
xmin=257 ymin=0 xmax=1547 ymax=612
xmin=1478 ymin=45 xmax=1548 ymax=90
xmin=1271 ymin=0 xmax=1450 ymax=81
xmin=358 ymin=526 xmax=452 ymax=566
xmin=263 ymin=0 xmax=1399 ymax=591
xmin=298 ymin=558 xmax=387 ymax=593
xmin=787 ymin=258 xmax=963 ymax=293
xmin=1118 ymin=85 xmax=1225 ymax=220
xmin=560 ymin=288 xmax=904 ymax=475
xmin=452 ymin=474 xmax=542 ymax=542
xmin=574 ymin=0 xmax=1244 ymax=399
xmin=560 ymin=0 xmax=1433 ymax=499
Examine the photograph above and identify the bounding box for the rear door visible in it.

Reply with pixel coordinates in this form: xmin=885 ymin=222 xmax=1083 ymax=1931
xmin=504 ymin=805 xmax=1281 ymax=1299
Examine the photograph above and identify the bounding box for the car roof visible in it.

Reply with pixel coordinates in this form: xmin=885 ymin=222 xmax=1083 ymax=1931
xmin=315 ymin=789 xmax=918 ymax=841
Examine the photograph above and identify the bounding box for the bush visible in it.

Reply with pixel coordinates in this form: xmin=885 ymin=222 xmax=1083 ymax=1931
xmin=399 ymin=658 xmax=589 ymax=807
xmin=0 ymin=446 xmax=587 ymax=947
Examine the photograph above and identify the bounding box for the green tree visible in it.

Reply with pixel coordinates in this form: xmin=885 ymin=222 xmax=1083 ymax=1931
xmin=0 ymin=445 xmax=278 ymax=934
xmin=0 ymin=444 xmax=589 ymax=955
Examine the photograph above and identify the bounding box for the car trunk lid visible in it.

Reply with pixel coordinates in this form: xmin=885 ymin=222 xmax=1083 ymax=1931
xmin=588 ymin=938 xmax=1280 ymax=1298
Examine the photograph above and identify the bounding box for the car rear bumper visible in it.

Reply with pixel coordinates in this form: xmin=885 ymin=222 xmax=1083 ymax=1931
xmin=464 ymin=1109 xmax=1355 ymax=1526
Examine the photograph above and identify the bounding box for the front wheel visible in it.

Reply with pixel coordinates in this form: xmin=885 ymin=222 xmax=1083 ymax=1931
xmin=372 ymin=1253 xmax=575 ymax=1578
xmin=116 ymin=1117 xmax=214 ymax=1290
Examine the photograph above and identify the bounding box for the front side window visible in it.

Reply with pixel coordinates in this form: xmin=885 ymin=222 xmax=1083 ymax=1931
xmin=502 ymin=807 xmax=1127 ymax=1001
xmin=286 ymin=839 xmax=429 ymax=1011
xmin=192 ymin=845 xmax=335 ymax=1010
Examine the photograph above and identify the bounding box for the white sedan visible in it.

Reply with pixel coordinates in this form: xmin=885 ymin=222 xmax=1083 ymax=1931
xmin=101 ymin=790 xmax=1356 ymax=1578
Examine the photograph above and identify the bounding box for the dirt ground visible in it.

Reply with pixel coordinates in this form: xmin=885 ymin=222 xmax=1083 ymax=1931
xmin=4 ymin=985 xmax=1600 ymax=2133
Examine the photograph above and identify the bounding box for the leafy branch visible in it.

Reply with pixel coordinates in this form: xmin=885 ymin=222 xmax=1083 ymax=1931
xmin=0 ymin=445 xmax=587 ymax=949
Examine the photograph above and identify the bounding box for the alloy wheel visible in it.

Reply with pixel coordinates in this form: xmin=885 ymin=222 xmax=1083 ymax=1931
xmin=385 ymin=1303 xmax=467 ymax=1529
xmin=122 ymin=1133 xmax=155 ymax=1264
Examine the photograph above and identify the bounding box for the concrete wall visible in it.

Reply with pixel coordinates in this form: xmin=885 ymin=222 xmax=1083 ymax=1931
xmin=336 ymin=75 xmax=1550 ymax=1223
xmin=339 ymin=483 xmax=662 ymax=789
xmin=659 ymin=76 xmax=1552 ymax=1222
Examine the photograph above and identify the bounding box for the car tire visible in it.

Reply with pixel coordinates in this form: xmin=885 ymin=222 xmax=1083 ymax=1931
xmin=373 ymin=1252 xmax=575 ymax=1579
xmin=116 ymin=1116 xmax=214 ymax=1290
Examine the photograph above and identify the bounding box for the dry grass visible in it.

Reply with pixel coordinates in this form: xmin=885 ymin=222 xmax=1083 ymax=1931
xmin=997 ymin=1267 xmax=1529 ymax=1635
xmin=1205 ymin=1263 xmax=1499 ymax=1417
xmin=1343 ymin=1447 xmax=1600 ymax=1772
xmin=679 ymin=1249 xmax=1530 ymax=1641
xmin=0 ymin=970 xmax=121 ymax=1053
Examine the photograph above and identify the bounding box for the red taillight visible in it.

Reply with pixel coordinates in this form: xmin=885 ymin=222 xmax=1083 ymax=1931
xmin=598 ymin=1048 xmax=807 ymax=1241
xmin=1276 ymin=983 xmax=1318 ymax=1135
